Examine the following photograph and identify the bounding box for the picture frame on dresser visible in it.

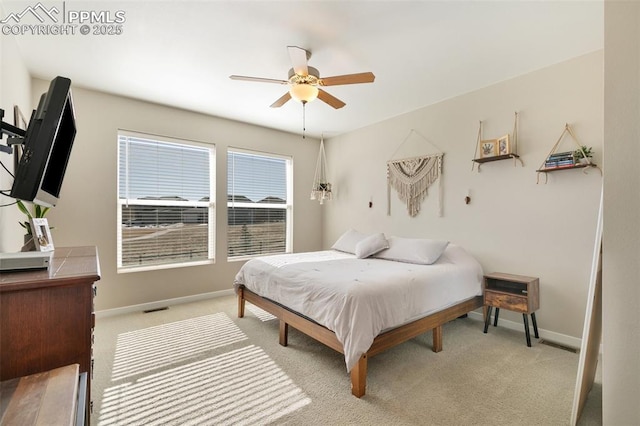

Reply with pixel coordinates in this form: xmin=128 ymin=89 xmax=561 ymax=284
xmin=31 ymin=218 xmax=54 ymax=252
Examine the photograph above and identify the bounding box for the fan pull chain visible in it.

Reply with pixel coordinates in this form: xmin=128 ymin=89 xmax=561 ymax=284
xmin=302 ymin=101 xmax=307 ymax=139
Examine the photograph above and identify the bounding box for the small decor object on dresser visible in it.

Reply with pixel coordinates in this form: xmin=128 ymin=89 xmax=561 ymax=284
xmin=31 ymin=218 xmax=54 ymax=252
xmin=482 ymin=272 xmax=540 ymax=347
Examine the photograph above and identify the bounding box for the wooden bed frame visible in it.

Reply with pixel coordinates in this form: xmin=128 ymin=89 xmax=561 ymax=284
xmin=237 ymin=285 xmax=483 ymax=397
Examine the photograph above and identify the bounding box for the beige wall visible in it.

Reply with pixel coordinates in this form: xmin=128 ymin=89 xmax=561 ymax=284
xmin=25 ymin=80 xmax=323 ymax=311
xmin=603 ymin=1 xmax=640 ymax=423
xmin=323 ymin=51 xmax=604 ymax=345
xmin=0 ymin=24 xmax=31 ymax=252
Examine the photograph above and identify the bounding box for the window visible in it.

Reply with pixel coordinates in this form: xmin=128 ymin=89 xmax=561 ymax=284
xmin=117 ymin=132 xmax=214 ymax=271
xmin=227 ymin=149 xmax=292 ymax=259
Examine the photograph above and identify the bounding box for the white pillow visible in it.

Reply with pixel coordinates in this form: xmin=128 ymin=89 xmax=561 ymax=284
xmin=374 ymin=237 xmax=449 ymax=265
xmin=331 ymin=229 xmax=368 ymax=254
xmin=355 ymin=233 xmax=389 ymax=259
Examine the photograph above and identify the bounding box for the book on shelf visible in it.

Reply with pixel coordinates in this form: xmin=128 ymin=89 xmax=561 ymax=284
xmin=546 ymin=154 xmax=574 ymax=162
xmin=542 ymin=163 xmax=578 ymax=170
xmin=547 ymin=156 xmax=574 ymax=162
xmin=545 ymin=150 xmax=576 ymax=168
xmin=545 ymin=161 xmax=574 ymax=167
xmin=547 ymin=151 xmax=574 ymax=159
xmin=545 ymin=159 xmax=575 ymax=166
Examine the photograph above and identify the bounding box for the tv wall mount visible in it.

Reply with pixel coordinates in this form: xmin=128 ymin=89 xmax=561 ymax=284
xmin=0 ymin=108 xmax=26 ymax=154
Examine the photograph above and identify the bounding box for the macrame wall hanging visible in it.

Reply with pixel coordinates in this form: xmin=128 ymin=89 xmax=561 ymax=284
xmin=387 ymin=130 xmax=444 ymax=217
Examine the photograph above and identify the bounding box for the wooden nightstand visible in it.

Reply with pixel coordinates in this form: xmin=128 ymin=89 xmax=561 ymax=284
xmin=482 ymin=272 xmax=540 ymax=347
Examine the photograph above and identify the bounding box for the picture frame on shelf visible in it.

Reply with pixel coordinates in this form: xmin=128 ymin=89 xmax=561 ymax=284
xmin=479 ymin=139 xmax=498 ymax=158
xmin=31 ymin=218 xmax=54 ymax=252
xmin=497 ymin=134 xmax=510 ymax=155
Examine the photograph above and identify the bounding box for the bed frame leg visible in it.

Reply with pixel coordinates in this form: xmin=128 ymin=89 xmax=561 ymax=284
xmin=350 ymin=354 xmax=367 ymax=398
xmin=237 ymin=288 xmax=245 ymax=318
xmin=279 ymin=320 xmax=289 ymax=346
xmin=432 ymin=325 xmax=443 ymax=352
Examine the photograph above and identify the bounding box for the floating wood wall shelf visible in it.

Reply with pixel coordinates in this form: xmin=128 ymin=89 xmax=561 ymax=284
xmin=472 ymin=112 xmax=523 ymax=172
xmin=536 ymin=123 xmax=602 ymax=184
xmin=473 ymin=153 xmax=521 ymax=165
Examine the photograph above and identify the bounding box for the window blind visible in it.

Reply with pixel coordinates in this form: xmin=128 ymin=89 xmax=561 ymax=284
xmin=227 ymin=149 xmax=291 ymax=258
xmin=117 ymin=133 xmax=214 ymax=271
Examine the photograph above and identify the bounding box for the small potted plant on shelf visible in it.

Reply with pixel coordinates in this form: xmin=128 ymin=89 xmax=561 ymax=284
xmin=574 ymin=145 xmax=594 ymax=164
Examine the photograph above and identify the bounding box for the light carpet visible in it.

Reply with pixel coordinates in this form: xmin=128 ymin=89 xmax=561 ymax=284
xmin=91 ymin=295 xmax=601 ymax=425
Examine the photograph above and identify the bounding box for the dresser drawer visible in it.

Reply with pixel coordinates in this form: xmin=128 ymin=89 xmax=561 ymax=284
xmin=484 ymin=291 xmax=528 ymax=313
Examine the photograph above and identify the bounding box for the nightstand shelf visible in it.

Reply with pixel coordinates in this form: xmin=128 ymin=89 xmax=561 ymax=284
xmin=483 ymin=272 xmax=540 ymax=347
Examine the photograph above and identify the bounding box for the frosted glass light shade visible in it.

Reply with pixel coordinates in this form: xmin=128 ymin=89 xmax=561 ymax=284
xmin=289 ymin=84 xmax=319 ymax=103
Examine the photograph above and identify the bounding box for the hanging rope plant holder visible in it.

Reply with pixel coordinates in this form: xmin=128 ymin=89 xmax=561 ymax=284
xmin=472 ymin=112 xmax=523 ymax=172
xmin=311 ymin=135 xmax=332 ymax=204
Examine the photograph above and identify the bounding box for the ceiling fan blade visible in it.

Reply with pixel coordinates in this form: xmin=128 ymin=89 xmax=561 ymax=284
xmin=229 ymin=75 xmax=288 ymax=85
xmin=287 ymin=46 xmax=309 ymax=76
xmin=317 ymin=89 xmax=346 ymax=109
xmin=320 ymin=72 xmax=375 ymax=86
xmin=270 ymin=92 xmax=291 ymax=108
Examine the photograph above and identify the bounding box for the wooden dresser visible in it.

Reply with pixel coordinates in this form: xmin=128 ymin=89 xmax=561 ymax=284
xmin=0 ymin=246 xmax=100 ymax=424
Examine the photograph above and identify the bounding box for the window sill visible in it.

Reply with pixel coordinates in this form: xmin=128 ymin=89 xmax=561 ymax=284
xmin=117 ymin=258 xmax=214 ymax=274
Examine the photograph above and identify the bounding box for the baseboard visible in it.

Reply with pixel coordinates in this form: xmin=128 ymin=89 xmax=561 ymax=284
xmin=96 ymin=293 xmax=584 ymax=351
xmin=468 ymin=311 xmax=582 ymax=350
xmin=95 ymin=289 xmax=234 ymax=319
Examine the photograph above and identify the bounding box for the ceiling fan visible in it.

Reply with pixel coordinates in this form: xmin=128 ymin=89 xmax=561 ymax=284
xmin=229 ymin=46 xmax=375 ymax=109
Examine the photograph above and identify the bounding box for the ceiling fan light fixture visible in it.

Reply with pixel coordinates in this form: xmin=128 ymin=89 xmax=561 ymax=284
xmin=289 ymin=83 xmax=318 ymax=103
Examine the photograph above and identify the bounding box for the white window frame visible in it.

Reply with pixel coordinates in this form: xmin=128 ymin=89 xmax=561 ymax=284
xmin=117 ymin=130 xmax=215 ymax=272
xmin=227 ymin=147 xmax=293 ymax=261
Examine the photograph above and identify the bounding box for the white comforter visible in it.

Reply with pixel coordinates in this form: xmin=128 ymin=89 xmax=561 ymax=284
xmin=234 ymin=244 xmax=483 ymax=371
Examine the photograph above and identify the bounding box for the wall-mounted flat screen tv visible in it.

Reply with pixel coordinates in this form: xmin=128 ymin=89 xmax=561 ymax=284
xmin=10 ymin=76 xmax=76 ymax=208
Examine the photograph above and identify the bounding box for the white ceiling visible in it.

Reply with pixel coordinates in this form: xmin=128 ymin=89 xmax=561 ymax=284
xmin=4 ymin=1 xmax=603 ymax=139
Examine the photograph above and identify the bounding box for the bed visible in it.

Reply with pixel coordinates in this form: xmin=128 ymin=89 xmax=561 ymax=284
xmin=234 ymin=233 xmax=484 ymax=397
